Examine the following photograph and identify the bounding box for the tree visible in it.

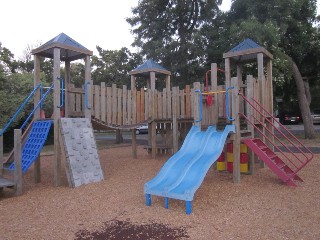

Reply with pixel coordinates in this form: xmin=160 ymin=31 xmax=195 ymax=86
xmin=127 ymin=0 xmax=222 ymax=86
xmin=91 ymin=47 xmax=142 ymax=88
xmin=216 ymin=0 xmax=320 ymax=138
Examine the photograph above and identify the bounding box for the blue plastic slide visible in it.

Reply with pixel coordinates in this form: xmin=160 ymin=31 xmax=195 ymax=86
xmin=144 ymin=124 xmax=235 ymax=214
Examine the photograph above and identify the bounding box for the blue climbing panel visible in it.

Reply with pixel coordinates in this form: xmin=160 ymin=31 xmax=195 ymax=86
xmin=9 ymin=120 xmax=53 ymax=173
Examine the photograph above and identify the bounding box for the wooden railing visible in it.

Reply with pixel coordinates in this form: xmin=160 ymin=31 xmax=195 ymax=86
xmin=67 ymin=82 xmax=228 ymax=126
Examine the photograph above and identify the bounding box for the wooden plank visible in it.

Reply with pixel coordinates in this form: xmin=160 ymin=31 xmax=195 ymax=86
xmin=137 ymin=90 xmax=141 ymax=123
xmin=153 ymin=91 xmax=158 ymax=119
xmin=117 ymin=88 xmax=123 ymax=125
xmin=144 ymin=91 xmax=149 ymax=120
xmin=127 ymin=90 xmax=132 ymax=125
xmin=162 ymin=89 xmax=167 ymax=119
xmin=14 ymin=129 xmax=23 ymax=195
xmin=101 ymin=82 xmax=106 ymax=123
xmin=167 ymin=89 xmax=172 ymax=119
xmin=122 ymin=85 xmax=127 ymax=124
xmin=157 ymin=91 xmax=162 ymax=119
xmin=246 ymin=75 xmax=255 ymax=174
xmin=180 ymin=89 xmax=185 ymax=118
xmin=94 ymin=85 xmax=101 ymax=120
xmin=106 ymin=87 xmax=112 ymax=124
xmin=84 ymin=55 xmax=92 ymax=119
xmin=64 ymin=61 xmax=71 ymax=117
xmin=68 ymin=84 xmax=75 ymax=113
xmin=76 ymin=92 xmax=81 ymax=113
xmin=132 ymin=130 xmax=137 ymax=158
xmin=172 ymin=87 xmax=179 ymax=153
xmin=132 ymin=89 xmax=137 ymax=124
xmin=140 ymin=89 xmax=145 ymax=121
xmin=185 ymin=85 xmax=191 ymax=118
xmin=112 ymin=84 xmax=117 ymax=125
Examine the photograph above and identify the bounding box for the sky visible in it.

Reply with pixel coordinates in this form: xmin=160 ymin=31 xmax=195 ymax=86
xmin=0 ymin=0 xmax=319 ymax=59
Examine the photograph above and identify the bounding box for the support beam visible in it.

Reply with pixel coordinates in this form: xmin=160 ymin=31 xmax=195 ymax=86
xmin=14 ymin=129 xmax=23 ymax=196
xmin=131 ymin=75 xmax=136 ymax=90
xmin=165 ymin=75 xmax=171 ymax=90
xmin=211 ymin=63 xmax=218 ymax=125
xmin=34 ymin=55 xmax=41 ymax=183
xmin=132 ymin=129 xmax=137 ymax=159
xmin=150 ymin=71 xmax=156 ymax=90
xmin=64 ymin=60 xmax=71 ymax=117
xmin=84 ymin=55 xmax=92 ymax=119
xmin=231 ymin=77 xmax=240 ymax=183
xmin=53 ymin=48 xmax=61 ymax=187
xmin=246 ymin=75 xmax=255 ymax=174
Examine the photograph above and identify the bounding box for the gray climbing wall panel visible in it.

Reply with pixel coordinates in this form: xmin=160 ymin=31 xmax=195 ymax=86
xmin=60 ymin=118 xmax=104 ymax=187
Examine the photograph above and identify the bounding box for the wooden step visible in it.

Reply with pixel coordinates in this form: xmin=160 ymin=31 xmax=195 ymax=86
xmin=0 ymin=177 xmax=15 ymax=188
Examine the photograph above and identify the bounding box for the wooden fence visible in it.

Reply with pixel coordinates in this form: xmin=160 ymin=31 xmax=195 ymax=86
xmin=67 ymin=82 xmax=229 ymax=127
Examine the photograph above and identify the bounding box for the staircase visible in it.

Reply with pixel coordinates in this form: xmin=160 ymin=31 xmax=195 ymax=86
xmin=242 ymin=138 xmax=303 ymax=186
xmin=239 ymin=93 xmax=313 ymax=186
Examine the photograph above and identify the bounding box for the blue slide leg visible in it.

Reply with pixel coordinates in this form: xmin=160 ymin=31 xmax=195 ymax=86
xmin=146 ymin=194 xmax=151 ymax=206
xmin=186 ymin=201 xmax=192 ymax=215
xmin=164 ymin=197 xmax=169 ymax=209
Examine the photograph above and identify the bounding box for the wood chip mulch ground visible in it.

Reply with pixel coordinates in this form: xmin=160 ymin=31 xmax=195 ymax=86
xmin=1 ymin=142 xmax=320 ymax=240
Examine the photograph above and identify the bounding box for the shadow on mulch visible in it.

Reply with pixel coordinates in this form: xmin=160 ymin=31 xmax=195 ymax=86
xmin=74 ymin=219 xmax=189 ymax=240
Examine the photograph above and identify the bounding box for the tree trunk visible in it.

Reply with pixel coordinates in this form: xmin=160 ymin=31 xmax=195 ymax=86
xmin=291 ymin=59 xmax=316 ymax=139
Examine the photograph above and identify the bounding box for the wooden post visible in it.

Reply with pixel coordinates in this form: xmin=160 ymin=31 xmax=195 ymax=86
xmin=14 ymin=129 xmax=23 ymax=195
xmin=150 ymin=72 xmax=156 ymax=90
xmin=53 ymin=48 xmax=61 ymax=187
xmin=33 ymin=55 xmax=41 ymax=183
xmin=84 ymin=55 xmax=92 ymax=119
xmin=172 ymin=87 xmax=179 ymax=153
xmin=257 ymin=53 xmax=265 ymax=168
xmin=166 ymin=75 xmax=171 ymax=90
xmin=131 ymin=75 xmax=136 ymax=90
xmin=231 ymin=77 xmax=240 ymax=183
xmin=225 ymin=58 xmax=231 ymax=122
xmin=64 ymin=60 xmax=71 ymax=117
xmin=132 ymin=129 xmax=137 ymax=158
xmin=246 ymin=75 xmax=255 ymax=174
xmin=211 ymin=63 xmax=218 ymax=124
xmin=193 ymin=82 xmax=201 ymax=128
xmin=151 ymin=90 xmax=156 ymax=158
xmin=266 ymin=59 xmax=274 ymax=151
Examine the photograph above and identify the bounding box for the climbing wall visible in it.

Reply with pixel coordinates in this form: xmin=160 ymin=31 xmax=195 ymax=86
xmin=60 ymin=118 xmax=104 ymax=187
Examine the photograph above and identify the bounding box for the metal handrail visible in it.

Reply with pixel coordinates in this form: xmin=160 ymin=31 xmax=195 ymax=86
xmin=240 ymin=92 xmax=313 ymax=161
xmin=20 ymin=83 xmax=54 ymax=130
xmin=85 ymin=80 xmax=91 ymax=109
xmin=0 ymin=83 xmax=42 ymax=136
xmin=57 ymin=77 xmax=64 ymax=108
xmin=239 ymin=93 xmax=313 ymax=173
xmin=225 ymin=86 xmax=235 ymax=121
xmin=195 ymin=90 xmax=203 ymax=122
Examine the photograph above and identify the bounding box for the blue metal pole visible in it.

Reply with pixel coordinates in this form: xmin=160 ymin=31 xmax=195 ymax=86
xmin=0 ymin=84 xmax=42 ymax=136
xmin=164 ymin=197 xmax=169 ymax=209
xmin=146 ymin=194 xmax=151 ymax=206
xmin=226 ymin=86 xmax=235 ymax=121
xmin=21 ymin=83 xmax=54 ymax=130
xmin=186 ymin=201 xmax=192 ymax=215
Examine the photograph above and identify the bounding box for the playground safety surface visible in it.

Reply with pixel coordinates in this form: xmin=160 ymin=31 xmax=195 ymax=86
xmin=1 ymin=138 xmax=320 ymax=239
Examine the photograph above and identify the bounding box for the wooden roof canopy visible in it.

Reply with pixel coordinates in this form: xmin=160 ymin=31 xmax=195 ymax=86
xmin=223 ymin=38 xmax=273 ymax=63
xmin=129 ymin=59 xmax=171 ymax=77
xmin=31 ymin=33 xmax=93 ymax=61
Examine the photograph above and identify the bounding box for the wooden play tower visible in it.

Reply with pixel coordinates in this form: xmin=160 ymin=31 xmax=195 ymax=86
xmin=31 ymin=33 xmax=94 ymax=187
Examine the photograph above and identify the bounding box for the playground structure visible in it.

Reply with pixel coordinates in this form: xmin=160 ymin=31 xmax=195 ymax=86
xmin=0 ymin=35 xmax=314 ymax=215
